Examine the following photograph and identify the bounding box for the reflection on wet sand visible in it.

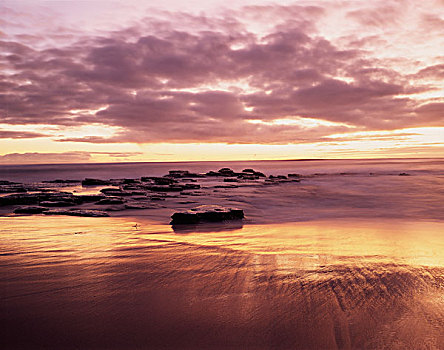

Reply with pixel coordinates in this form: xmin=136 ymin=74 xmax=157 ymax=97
xmin=0 ymin=216 xmax=443 ymax=349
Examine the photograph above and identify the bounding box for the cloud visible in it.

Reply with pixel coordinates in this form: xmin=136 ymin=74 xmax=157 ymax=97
xmin=0 ymin=151 xmax=144 ymax=164
xmin=0 ymin=1 xmax=443 ymax=146
xmin=0 ymin=152 xmax=92 ymax=164
xmin=0 ymin=130 xmax=48 ymax=138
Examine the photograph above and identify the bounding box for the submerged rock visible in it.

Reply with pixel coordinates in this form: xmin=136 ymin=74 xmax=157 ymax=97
xmin=81 ymin=178 xmax=110 ymax=186
xmin=42 ymin=179 xmax=80 ymax=184
xmin=170 ymin=205 xmax=244 ymax=225
xmin=43 ymin=209 xmax=109 ymax=217
xmin=40 ymin=200 xmax=74 ymax=207
xmin=95 ymin=198 xmax=125 ymax=205
xmin=14 ymin=206 xmax=49 ymax=214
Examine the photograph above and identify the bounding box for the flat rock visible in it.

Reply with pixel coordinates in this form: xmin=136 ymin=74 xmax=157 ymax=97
xmin=95 ymin=198 xmax=125 ymax=205
xmin=124 ymin=202 xmax=160 ymax=210
xmin=170 ymin=205 xmax=244 ymax=225
xmin=14 ymin=206 xmax=49 ymax=214
xmin=44 ymin=209 xmax=110 ymax=217
xmin=40 ymin=200 xmax=75 ymax=207
xmin=81 ymin=178 xmax=111 ymax=186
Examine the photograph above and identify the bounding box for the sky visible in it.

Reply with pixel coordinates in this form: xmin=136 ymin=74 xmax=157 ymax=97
xmin=0 ymin=0 xmax=443 ymax=163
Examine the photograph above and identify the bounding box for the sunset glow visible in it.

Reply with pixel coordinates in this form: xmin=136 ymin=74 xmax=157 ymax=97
xmin=1 ymin=0 xmax=443 ymax=163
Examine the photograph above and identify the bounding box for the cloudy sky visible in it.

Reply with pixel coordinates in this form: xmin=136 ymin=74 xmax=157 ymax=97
xmin=1 ymin=0 xmax=443 ymax=163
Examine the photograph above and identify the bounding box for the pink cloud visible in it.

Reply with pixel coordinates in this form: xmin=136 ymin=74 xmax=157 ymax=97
xmin=0 ymin=2 xmax=442 ymax=145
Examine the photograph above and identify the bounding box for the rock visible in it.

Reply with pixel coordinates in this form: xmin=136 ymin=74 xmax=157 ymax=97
xmin=145 ymin=185 xmax=184 ymax=192
xmin=81 ymin=178 xmax=110 ymax=186
xmin=167 ymin=170 xmax=204 ymax=178
xmin=122 ymin=178 xmax=139 ymax=184
xmin=288 ymin=173 xmax=302 ymax=178
xmin=170 ymin=205 xmax=244 ymax=225
xmin=40 ymin=201 xmax=74 ymax=207
xmin=399 ymin=173 xmax=410 ymax=176
xmin=124 ymin=202 xmax=160 ymax=209
xmin=0 ymin=194 xmax=40 ymax=206
xmin=214 ymin=184 xmax=239 ymax=188
xmin=218 ymin=168 xmax=236 ymax=176
xmin=44 ymin=209 xmax=109 ymax=217
xmin=0 ymin=180 xmax=18 ymax=185
xmin=42 ymin=179 xmax=80 ymax=184
xmin=14 ymin=206 xmax=49 ymax=214
xmin=0 ymin=185 xmax=27 ymax=193
xmin=224 ymin=178 xmax=239 ymax=182
xmin=95 ymin=198 xmax=125 ymax=205
xmin=100 ymin=188 xmax=133 ymax=196
xmin=74 ymin=194 xmax=106 ymax=203
xmin=141 ymin=177 xmax=177 ymax=185
xmin=238 ymin=174 xmax=258 ymax=180
xmin=182 ymin=183 xmax=200 ymax=190
xmin=242 ymin=168 xmax=255 ymax=173
xmin=205 ymin=171 xmax=222 ymax=177
xmin=269 ymin=175 xmax=287 ymax=180
xmin=242 ymin=169 xmax=265 ymax=177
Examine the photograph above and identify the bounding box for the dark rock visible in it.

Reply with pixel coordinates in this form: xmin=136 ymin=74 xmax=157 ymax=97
xmin=14 ymin=206 xmax=49 ymax=214
xmin=145 ymin=185 xmax=184 ymax=192
xmin=150 ymin=196 xmax=165 ymax=201
xmin=288 ymin=173 xmax=302 ymax=178
xmin=0 ymin=180 xmax=18 ymax=185
xmin=269 ymin=175 xmax=287 ymax=180
xmin=42 ymin=179 xmax=80 ymax=184
xmin=74 ymin=194 xmax=105 ymax=203
xmin=124 ymin=202 xmax=160 ymax=210
xmin=214 ymin=184 xmax=239 ymax=188
xmin=242 ymin=168 xmax=255 ymax=173
xmin=170 ymin=205 xmax=244 ymax=225
xmin=0 ymin=193 xmax=40 ymax=206
xmin=167 ymin=170 xmax=204 ymax=178
xmin=224 ymin=178 xmax=239 ymax=182
xmin=100 ymin=188 xmax=133 ymax=196
xmin=182 ymin=183 xmax=200 ymax=190
xmin=238 ymin=174 xmax=258 ymax=180
xmin=399 ymin=173 xmax=410 ymax=176
xmin=82 ymin=178 xmax=110 ymax=186
xmin=122 ymin=178 xmax=139 ymax=184
xmin=241 ymin=169 xmax=265 ymax=177
xmin=40 ymin=201 xmax=74 ymax=207
xmin=141 ymin=177 xmax=177 ymax=185
xmin=95 ymin=198 xmax=125 ymax=205
xmin=218 ymin=168 xmax=236 ymax=176
xmin=0 ymin=185 xmax=27 ymax=193
xmin=44 ymin=209 xmax=109 ymax=217
xmin=205 ymin=171 xmax=221 ymax=177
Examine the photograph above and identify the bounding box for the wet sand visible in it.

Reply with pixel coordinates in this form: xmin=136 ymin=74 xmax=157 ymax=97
xmin=1 ymin=216 xmax=443 ymax=349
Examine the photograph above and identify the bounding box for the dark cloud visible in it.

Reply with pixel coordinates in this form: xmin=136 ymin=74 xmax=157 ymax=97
xmin=0 ymin=130 xmax=48 ymax=138
xmin=0 ymin=4 xmax=442 ymax=145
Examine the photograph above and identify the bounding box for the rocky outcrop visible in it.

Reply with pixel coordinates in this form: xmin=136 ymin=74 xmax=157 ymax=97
xmin=170 ymin=205 xmax=244 ymax=225
xmin=81 ymin=178 xmax=110 ymax=186
xmin=43 ymin=209 xmax=110 ymax=217
xmin=14 ymin=206 xmax=49 ymax=214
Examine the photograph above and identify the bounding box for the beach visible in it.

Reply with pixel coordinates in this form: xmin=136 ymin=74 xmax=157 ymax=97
xmin=1 ymin=159 xmax=443 ymax=349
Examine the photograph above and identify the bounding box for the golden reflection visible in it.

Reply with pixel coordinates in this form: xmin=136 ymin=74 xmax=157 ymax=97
xmin=2 ymin=216 xmax=443 ymax=272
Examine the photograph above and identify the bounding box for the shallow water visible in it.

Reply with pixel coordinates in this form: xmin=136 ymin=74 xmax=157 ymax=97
xmin=1 ymin=216 xmax=443 ymax=349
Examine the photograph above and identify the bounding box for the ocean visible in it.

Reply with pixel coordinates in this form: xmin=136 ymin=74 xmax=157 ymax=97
xmin=1 ymin=158 xmax=443 ymax=349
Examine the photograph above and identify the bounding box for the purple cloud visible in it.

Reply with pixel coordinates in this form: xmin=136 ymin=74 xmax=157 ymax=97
xmin=0 ymin=3 xmax=442 ymax=146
